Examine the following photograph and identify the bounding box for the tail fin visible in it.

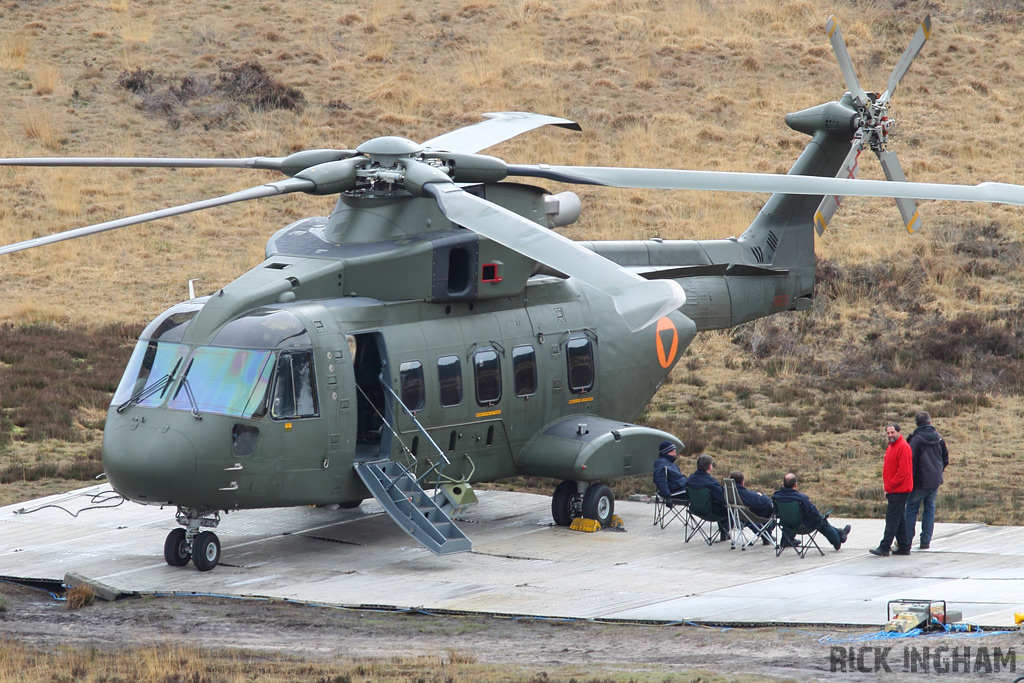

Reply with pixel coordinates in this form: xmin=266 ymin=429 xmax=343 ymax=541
xmin=738 ymin=98 xmax=860 ymax=272
xmin=740 ymin=14 xmax=931 ymax=269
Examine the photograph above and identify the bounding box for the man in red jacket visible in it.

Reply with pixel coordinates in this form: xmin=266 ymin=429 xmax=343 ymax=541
xmin=870 ymin=423 xmax=914 ymax=556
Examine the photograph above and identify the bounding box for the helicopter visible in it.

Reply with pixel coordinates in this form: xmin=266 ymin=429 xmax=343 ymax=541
xmin=3 ymin=15 xmax=1023 ymax=572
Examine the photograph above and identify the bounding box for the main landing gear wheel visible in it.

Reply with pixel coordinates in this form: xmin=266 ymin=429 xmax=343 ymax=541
xmin=551 ymin=480 xmax=583 ymax=527
xmin=583 ymin=484 xmax=614 ymax=527
xmin=163 ymin=528 xmax=191 ymax=567
xmin=192 ymin=531 xmax=221 ymax=572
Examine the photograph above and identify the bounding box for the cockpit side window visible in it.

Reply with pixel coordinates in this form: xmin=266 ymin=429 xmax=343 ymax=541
xmin=270 ymin=350 xmax=319 ymax=419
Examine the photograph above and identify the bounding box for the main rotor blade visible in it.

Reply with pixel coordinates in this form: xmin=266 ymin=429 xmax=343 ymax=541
xmin=423 ymin=182 xmax=685 ymax=331
xmin=0 ymin=157 xmax=268 ymax=169
xmin=826 ymin=15 xmax=870 ymax=110
xmin=505 ymin=164 xmax=1024 ymax=207
xmin=0 ymin=149 xmax=357 ymax=177
xmin=876 ymin=149 xmax=921 ymax=233
xmin=421 ymin=112 xmax=582 ymax=155
xmin=880 ymin=15 xmax=931 ymax=105
xmin=0 ymin=178 xmax=313 ymax=255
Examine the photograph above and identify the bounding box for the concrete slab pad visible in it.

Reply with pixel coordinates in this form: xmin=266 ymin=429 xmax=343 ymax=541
xmin=2 ymin=485 xmax=1023 ymax=628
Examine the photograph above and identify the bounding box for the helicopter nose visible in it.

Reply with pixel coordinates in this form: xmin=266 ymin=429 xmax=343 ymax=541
xmin=102 ymin=422 xmax=197 ymax=503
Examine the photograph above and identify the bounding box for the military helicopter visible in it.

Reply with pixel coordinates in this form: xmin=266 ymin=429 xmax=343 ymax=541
xmin=2 ymin=16 xmax=1022 ymax=572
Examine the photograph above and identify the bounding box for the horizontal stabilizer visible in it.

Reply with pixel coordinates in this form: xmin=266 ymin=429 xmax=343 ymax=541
xmin=637 ymin=263 xmax=789 ymax=279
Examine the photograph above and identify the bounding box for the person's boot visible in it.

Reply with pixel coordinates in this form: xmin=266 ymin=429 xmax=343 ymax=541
xmin=869 ymin=546 xmax=890 ymax=557
xmin=893 ymin=546 xmax=911 ymax=556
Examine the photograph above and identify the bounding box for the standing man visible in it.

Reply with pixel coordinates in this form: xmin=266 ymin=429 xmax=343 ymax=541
xmin=652 ymin=440 xmax=687 ymax=505
xmin=870 ymin=423 xmax=913 ymax=557
xmin=905 ymin=411 xmax=949 ymax=550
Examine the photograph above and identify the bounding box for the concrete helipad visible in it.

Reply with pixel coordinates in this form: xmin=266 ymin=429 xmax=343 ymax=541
xmin=2 ymin=485 xmax=1022 ymax=628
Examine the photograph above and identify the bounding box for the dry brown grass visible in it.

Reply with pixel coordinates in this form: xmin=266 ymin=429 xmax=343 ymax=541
xmin=63 ymin=584 xmax=95 ymax=610
xmin=31 ymin=64 xmax=61 ymax=95
xmin=0 ymin=637 xmax=689 ymax=682
xmin=0 ymin=34 xmax=28 ymax=70
xmin=3 ymin=0 xmax=1024 ymax=525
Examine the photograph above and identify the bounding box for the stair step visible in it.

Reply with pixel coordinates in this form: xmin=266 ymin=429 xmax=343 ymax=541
xmin=354 ymin=460 xmax=471 ymax=556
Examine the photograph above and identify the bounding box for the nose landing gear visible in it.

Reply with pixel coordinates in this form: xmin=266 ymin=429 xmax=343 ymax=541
xmin=163 ymin=508 xmax=222 ymax=571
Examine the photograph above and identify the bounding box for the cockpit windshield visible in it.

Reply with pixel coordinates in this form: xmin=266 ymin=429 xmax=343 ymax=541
xmin=111 ymin=341 xmax=188 ymax=408
xmin=111 ymin=305 xmax=317 ymax=419
xmin=168 ymin=348 xmax=274 ymax=417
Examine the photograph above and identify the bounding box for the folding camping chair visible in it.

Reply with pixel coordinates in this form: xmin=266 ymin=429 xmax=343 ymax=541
xmin=683 ymin=486 xmax=728 ymax=546
xmin=653 ymin=492 xmax=689 ymax=530
xmin=724 ymin=478 xmax=776 ymax=550
xmin=773 ymin=499 xmax=825 ymax=558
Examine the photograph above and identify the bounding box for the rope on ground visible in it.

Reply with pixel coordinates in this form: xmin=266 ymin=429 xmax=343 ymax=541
xmin=819 ymin=621 xmax=1015 ymax=644
xmin=13 ymin=489 xmax=125 ymax=518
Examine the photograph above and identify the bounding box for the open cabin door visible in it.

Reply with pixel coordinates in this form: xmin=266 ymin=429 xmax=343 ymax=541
xmin=351 ymin=331 xmax=393 ymax=461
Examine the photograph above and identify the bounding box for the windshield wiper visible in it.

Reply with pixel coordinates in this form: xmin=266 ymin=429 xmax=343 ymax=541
xmin=179 ymin=376 xmax=203 ymax=420
xmin=116 ymin=357 xmax=182 ymax=413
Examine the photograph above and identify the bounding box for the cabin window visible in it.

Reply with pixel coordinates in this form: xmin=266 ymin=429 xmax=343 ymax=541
xmin=512 ymin=345 xmax=537 ymax=397
xmin=437 ymin=355 xmax=463 ymax=407
xmin=270 ymin=350 xmax=319 ymax=419
xmin=566 ymin=336 xmax=594 ymax=394
xmin=399 ymin=360 xmax=425 ymax=411
xmin=473 ymin=347 xmax=501 ymax=406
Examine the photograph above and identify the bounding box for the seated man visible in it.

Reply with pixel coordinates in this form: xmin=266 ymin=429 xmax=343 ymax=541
xmin=652 ymin=440 xmax=687 ymax=505
xmin=772 ymin=473 xmax=851 ymax=551
xmin=729 ymin=471 xmax=774 ymax=543
xmin=687 ymin=454 xmax=728 ymax=541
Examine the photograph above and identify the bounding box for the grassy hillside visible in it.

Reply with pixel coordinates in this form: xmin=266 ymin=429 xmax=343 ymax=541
xmin=3 ymin=0 xmax=1024 ymax=521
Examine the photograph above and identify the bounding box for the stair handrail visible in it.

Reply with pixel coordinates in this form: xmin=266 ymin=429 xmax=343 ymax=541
xmin=378 ymin=376 xmax=450 ymax=493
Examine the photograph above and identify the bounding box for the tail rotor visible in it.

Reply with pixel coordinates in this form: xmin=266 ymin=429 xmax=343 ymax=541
xmin=819 ymin=15 xmax=931 ymax=235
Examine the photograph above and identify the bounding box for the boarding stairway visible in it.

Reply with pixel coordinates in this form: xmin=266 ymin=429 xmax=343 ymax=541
xmin=354 ymin=459 xmax=472 ymax=555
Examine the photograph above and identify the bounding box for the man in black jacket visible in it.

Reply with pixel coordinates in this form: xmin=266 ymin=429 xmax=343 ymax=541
xmin=905 ymin=411 xmax=949 ymax=550
xmin=652 ymin=440 xmax=687 ymax=505
xmin=730 ymin=471 xmax=775 ymax=544
xmin=688 ymin=454 xmax=728 ymax=541
xmin=772 ymin=473 xmax=851 ymax=551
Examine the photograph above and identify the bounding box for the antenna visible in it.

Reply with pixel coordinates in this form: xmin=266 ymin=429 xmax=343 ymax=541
xmin=188 ymin=279 xmax=201 ymax=299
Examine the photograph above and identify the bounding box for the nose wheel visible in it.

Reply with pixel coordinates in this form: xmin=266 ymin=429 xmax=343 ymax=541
xmin=163 ymin=528 xmax=192 ymax=566
xmin=163 ymin=508 xmax=222 ymax=571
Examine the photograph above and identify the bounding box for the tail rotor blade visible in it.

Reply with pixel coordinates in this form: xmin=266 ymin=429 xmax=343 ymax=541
xmin=814 ymin=140 xmax=863 ymax=236
xmin=826 ymin=15 xmax=870 ymax=110
xmin=876 ymin=149 xmax=922 ymax=233
xmin=880 ymin=15 xmax=932 ymax=105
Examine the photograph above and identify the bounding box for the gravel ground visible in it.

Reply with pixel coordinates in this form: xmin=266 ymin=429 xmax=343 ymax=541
xmin=3 ymin=581 xmax=1021 ymax=681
